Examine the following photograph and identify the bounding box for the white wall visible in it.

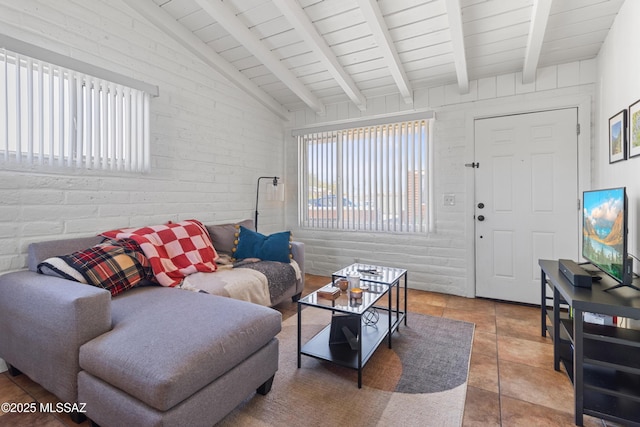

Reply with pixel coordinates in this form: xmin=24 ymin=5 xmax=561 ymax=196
xmin=595 ymin=0 xmax=640 ymax=262
xmin=0 ymin=0 xmax=287 ymax=273
xmin=287 ymin=64 xmax=596 ymax=296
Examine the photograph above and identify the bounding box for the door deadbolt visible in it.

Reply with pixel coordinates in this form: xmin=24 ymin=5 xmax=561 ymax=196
xmin=477 ymin=202 xmax=485 ymax=209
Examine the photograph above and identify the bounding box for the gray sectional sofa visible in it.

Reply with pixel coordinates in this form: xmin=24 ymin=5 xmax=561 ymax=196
xmin=0 ymin=220 xmax=304 ymax=426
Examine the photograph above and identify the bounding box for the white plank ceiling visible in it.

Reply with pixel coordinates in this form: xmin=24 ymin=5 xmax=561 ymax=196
xmin=125 ymin=0 xmax=625 ymax=118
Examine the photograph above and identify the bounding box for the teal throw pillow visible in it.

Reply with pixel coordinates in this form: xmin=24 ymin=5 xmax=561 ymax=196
xmin=233 ymin=226 xmax=291 ymax=263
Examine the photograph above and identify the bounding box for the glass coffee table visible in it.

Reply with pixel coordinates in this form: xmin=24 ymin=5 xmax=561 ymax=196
xmin=297 ymin=263 xmax=407 ymax=388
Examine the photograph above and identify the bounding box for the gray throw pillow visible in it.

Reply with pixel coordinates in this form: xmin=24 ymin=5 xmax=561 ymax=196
xmin=206 ymin=219 xmax=254 ymax=255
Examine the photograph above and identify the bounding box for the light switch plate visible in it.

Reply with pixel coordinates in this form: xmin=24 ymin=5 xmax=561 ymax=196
xmin=443 ymin=194 xmax=456 ymax=206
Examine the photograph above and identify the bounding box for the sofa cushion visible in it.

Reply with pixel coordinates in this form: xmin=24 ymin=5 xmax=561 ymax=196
xmin=79 ymin=287 xmax=281 ymax=412
xmin=233 ymin=226 xmax=291 ymax=263
xmin=36 ymin=238 xmax=153 ymax=296
xmin=206 ymin=219 xmax=254 ymax=255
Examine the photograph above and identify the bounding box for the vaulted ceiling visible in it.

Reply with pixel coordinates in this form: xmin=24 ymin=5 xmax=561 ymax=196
xmin=124 ymin=0 xmax=625 ymax=119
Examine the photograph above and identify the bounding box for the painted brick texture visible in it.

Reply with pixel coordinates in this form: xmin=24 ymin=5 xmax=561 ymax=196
xmin=0 ymin=0 xmax=287 ymax=272
xmin=286 ymin=61 xmax=596 ymax=297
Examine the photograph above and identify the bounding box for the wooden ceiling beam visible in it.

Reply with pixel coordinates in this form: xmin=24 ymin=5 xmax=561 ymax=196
xmin=194 ymin=0 xmax=325 ymax=115
xmin=122 ymin=0 xmax=289 ymax=120
xmin=523 ymin=0 xmax=553 ymax=84
xmin=444 ymin=0 xmax=469 ymax=94
xmin=272 ymin=0 xmax=367 ymax=111
xmin=357 ymin=0 xmax=413 ymax=105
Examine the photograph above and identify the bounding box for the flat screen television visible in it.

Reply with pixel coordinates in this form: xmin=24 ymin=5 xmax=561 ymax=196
xmin=582 ymin=187 xmax=636 ymax=291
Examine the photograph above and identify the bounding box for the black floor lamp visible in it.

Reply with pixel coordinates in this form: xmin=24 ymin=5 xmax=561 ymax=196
xmin=254 ymin=176 xmax=281 ymax=232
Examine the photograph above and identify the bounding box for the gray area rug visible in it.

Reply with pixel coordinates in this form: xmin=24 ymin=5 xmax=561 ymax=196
xmin=217 ymin=309 xmax=475 ymax=426
xmin=392 ymin=312 xmax=474 ymax=394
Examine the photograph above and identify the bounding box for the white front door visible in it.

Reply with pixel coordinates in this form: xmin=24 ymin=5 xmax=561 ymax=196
xmin=474 ymin=109 xmax=579 ymax=304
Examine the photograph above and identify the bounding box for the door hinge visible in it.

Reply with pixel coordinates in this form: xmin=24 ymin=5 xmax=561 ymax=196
xmin=465 ymin=162 xmax=480 ymax=168
xmin=576 ymin=123 xmax=581 ymax=135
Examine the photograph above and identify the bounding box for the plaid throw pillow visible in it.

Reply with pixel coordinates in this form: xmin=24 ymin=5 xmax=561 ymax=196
xmin=37 ymin=238 xmax=154 ymax=296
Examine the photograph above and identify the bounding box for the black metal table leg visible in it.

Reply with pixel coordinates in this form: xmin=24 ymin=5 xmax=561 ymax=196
xmin=297 ymin=302 xmax=302 ymax=368
xmin=404 ymin=272 xmax=408 ymax=325
xmin=541 ymin=270 xmax=547 ymax=337
xmin=357 ymin=316 xmax=362 ymax=388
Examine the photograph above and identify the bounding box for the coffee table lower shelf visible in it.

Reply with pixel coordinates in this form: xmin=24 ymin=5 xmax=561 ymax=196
xmin=299 ymin=312 xmax=402 ymax=386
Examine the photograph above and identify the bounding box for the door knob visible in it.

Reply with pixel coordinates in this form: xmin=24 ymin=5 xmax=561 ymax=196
xmin=477 ymin=215 xmax=485 ymax=222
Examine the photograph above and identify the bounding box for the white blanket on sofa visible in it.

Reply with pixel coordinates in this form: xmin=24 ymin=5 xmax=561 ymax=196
xmin=179 ymin=260 xmax=300 ymax=306
xmin=180 ymin=268 xmax=271 ymax=306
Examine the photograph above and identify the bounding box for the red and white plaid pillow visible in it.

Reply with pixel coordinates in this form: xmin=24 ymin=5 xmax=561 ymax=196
xmin=101 ymin=219 xmax=217 ymax=287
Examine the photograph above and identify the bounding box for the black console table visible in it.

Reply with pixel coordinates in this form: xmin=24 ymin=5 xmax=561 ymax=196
xmin=539 ymin=259 xmax=640 ymax=426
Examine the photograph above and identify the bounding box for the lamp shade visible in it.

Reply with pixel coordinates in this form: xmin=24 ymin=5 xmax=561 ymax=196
xmin=255 ymin=176 xmax=283 ymax=232
xmin=267 ymin=181 xmax=285 ymax=201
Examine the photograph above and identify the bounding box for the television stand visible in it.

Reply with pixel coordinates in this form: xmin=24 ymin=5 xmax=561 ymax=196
xmin=540 ymin=259 xmax=640 ymax=426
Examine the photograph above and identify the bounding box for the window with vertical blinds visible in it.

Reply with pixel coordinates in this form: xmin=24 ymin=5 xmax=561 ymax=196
xmin=298 ymin=118 xmax=433 ymax=233
xmin=1 ymin=47 xmax=151 ymax=172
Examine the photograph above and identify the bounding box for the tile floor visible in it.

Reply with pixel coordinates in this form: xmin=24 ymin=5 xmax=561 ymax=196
xmin=0 ymin=273 xmax=616 ymax=426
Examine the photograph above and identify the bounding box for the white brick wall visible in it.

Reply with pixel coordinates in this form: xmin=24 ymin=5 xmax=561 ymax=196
xmin=0 ymin=0 xmax=287 ymax=273
xmin=286 ymin=61 xmax=596 ymax=297
xmin=595 ymin=0 xmax=640 ymax=272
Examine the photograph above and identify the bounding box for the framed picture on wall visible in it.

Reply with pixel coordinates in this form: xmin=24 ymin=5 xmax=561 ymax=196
xmin=629 ymin=99 xmax=640 ymax=158
xmin=609 ymin=109 xmax=627 ymax=163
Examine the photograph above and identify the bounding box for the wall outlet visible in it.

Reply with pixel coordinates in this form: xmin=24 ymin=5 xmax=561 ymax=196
xmin=443 ymin=194 xmax=456 ymax=206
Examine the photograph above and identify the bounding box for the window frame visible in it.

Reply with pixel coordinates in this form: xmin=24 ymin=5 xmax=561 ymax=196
xmin=296 ymin=113 xmax=435 ymax=234
xmin=0 ymin=35 xmax=158 ymax=172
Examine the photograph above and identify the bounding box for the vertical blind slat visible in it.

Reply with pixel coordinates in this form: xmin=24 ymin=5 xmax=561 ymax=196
xmin=67 ymin=72 xmax=74 ymax=167
xmin=3 ymin=49 xmax=9 ymax=161
xmin=75 ymin=74 xmax=83 ymax=168
xmin=132 ymin=90 xmax=137 ymax=171
xmin=92 ymin=78 xmax=100 ymax=170
xmin=326 ymin=132 xmax=331 ymax=229
xmin=85 ymin=76 xmax=92 ymax=169
xmin=319 ymin=132 xmax=323 ymax=228
xmin=132 ymin=90 xmax=138 ymax=170
xmin=363 ymin=128 xmax=376 ymax=231
xmin=37 ymin=60 xmax=44 ymax=164
xmin=15 ymin=54 xmax=21 ymax=163
xmin=329 ymin=132 xmax=333 ymax=229
xmin=143 ymin=92 xmax=150 ymax=171
xmin=27 ymin=58 xmax=33 ymax=164
xmin=428 ymin=120 xmax=435 ymax=233
xmin=101 ymin=82 xmax=109 ymax=170
xmin=388 ymin=125 xmax=393 ymax=231
xmin=116 ymin=85 xmax=123 ymax=170
xmin=415 ymin=121 xmax=420 ymax=231
xmin=109 ymin=83 xmax=116 ymax=170
xmin=402 ymin=122 xmax=408 ymax=229
xmin=124 ymin=87 xmax=131 ymax=171
xmin=58 ymin=67 xmax=65 ymax=166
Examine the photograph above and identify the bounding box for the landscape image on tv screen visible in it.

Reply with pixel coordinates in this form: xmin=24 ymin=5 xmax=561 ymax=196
xmin=583 ymin=188 xmax=625 ymax=281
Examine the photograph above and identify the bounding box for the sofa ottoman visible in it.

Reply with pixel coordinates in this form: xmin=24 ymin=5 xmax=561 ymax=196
xmin=77 ymin=286 xmax=281 ymax=427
